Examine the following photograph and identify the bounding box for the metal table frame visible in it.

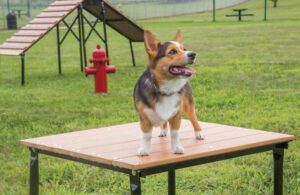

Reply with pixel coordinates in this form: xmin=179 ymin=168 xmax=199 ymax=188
xmin=28 ymin=142 xmax=289 ymax=195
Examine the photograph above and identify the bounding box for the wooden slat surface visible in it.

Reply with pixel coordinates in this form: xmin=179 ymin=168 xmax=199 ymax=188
xmin=0 ymin=49 xmax=23 ymax=55
xmin=29 ymin=18 xmax=60 ymax=24
xmin=21 ymin=24 xmax=53 ymax=30
xmin=44 ymin=6 xmax=75 ymax=12
xmin=36 ymin=12 xmax=68 ymax=18
xmin=14 ymin=30 xmax=45 ymax=37
xmin=20 ymin=120 xmax=294 ymax=170
xmin=0 ymin=43 xmax=30 ymax=50
xmin=51 ymin=0 xmax=82 ymax=6
xmin=7 ymin=36 xmax=38 ymax=43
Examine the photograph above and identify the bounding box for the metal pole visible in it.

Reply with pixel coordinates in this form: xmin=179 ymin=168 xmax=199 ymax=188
xmin=101 ymin=0 xmax=110 ymax=65
xmin=56 ymin=24 xmax=62 ymax=74
xmin=273 ymin=146 xmax=284 ymax=195
xmin=30 ymin=149 xmax=39 ymax=195
xmin=130 ymin=173 xmax=141 ymax=195
xmin=21 ymin=54 xmax=25 ymax=85
xmin=264 ymin=0 xmax=267 ymax=21
xmin=129 ymin=40 xmax=136 ymax=67
xmin=78 ymin=5 xmax=83 ymax=72
xmin=27 ymin=0 xmax=32 ymax=18
xmin=212 ymin=0 xmax=216 ymax=22
xmin=81 ymin=11 xmax=87 ymax=67
xmin=7 ymin=0 xmax=10 ymax=12
xmin=168 ymin=170 xmax=175 ymax=195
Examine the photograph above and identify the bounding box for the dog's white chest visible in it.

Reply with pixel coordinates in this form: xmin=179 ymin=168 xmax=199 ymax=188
xmin=144 ymin=94 xmax=180 ymax=126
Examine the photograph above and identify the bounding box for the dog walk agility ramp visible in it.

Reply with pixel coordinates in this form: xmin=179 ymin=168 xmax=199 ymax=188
xmin=0 ymin=0 xmax=144 ymax=85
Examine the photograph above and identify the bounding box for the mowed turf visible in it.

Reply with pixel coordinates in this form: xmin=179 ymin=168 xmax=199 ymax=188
xmin=0 ymin=0 xmax=299 ymax=194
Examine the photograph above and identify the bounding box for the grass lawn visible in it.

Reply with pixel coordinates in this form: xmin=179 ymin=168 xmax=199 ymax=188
xmin=0 ymin=0 xmax=299 ymax=194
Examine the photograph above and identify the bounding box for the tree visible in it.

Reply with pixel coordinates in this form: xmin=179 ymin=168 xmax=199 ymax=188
xmin=270 ymin=0 xmax=278 ymax=8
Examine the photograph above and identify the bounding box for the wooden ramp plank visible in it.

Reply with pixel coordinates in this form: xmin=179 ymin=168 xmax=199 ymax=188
xmin=14 ymin=30 xmax=45 ymax=37
xmin=51 ymin=1 xmax=82 ymax=6
xmin=21 ymin=24 xmax=53 ymax=31
xmin=0 ymin=43 xmax=30 ymax=50
xmin=20 ymin=120 xmax=294 ymax=171
xmin=36 ymin=12 xmax=68 ymax=18
xmin=7 ymin=36 xmax=39 ymax=43
xmin=0 ymin=49 xmax=23 ymax=56
xmin=44 ymin=6 xmax=75 ymax=12
xmin=29 ymin=18 xmax=60 ymax=24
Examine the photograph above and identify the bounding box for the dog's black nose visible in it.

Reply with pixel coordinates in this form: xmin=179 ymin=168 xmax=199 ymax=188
xmin=188 ymin=52 xmax=196 ymax=59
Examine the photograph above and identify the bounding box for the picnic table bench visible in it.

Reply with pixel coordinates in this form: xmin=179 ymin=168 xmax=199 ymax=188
xmin=226 ymin=8 xmax=254 ymax=21
xmin=20 ymin=120 xmax=294 ymax=195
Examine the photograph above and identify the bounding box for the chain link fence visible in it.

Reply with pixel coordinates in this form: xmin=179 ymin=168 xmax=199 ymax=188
xmin=108 ymin=0 xmax=247 ymax=20
xmin=0 ymin=0 xmax=247 ymax=30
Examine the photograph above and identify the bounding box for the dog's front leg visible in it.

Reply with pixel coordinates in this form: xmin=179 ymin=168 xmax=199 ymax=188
xmin=138 ymin=119 xmax=153 ymax=156
xmin=169 ymin=113 xmax=184 ymax=154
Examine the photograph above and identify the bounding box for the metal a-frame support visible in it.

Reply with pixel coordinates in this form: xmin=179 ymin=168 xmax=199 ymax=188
xmin=56 ymin=5 xmax=84 ymax=74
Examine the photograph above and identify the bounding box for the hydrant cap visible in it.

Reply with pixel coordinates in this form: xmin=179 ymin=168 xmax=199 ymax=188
xmin=96 ymin=45 xmax=101 ymax=49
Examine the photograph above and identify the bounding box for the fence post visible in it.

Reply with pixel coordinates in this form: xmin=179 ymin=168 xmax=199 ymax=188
xmin=212 ymin=0 xmax=216 ymax=22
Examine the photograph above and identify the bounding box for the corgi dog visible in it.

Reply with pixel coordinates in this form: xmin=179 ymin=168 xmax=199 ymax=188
xmin=134 ymin=30 xmax=204 ymax=156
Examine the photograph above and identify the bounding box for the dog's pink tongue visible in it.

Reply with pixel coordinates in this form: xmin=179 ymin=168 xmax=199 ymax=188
xmin=169 ymin=66 xmax=195 ymax=77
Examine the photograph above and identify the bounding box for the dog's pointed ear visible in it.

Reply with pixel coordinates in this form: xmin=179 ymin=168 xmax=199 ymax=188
xmin=173 ymin=30 xmax=182 ymax=43
xmin=144 ymin=30 xmax=160 ymax=57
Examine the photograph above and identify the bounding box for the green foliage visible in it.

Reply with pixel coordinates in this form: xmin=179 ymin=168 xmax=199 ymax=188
xmin=0 ymin=0 xmax=299 ymax=194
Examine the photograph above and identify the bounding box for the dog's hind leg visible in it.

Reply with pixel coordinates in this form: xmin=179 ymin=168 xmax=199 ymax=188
xmin=159 ymin=122 xmax=168 ymax=137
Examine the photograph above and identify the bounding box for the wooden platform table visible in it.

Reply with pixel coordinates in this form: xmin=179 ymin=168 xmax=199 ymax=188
xmin=20 ymin=120 xmax=294 ymax=195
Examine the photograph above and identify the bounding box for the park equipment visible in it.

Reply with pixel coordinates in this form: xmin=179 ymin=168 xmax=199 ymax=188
xmin=21 ymin=120 xmax=294 ymax=195
xmin=85 ymin=44 xmax=115 ymax=94
xmin=226 ymin=8 xmax=254 ymax=21
xmin=0 ymin=0 xmax=144 ymax=85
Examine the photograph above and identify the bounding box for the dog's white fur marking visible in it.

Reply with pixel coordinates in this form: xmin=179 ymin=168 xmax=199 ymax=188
xmin=171 ymin=130 xmax=184 ymax=154
xmin=143 ymin=94 xmax=179 ymax=127
xmin=160 ymin=77 xmax=188 ymax=95
xmin=137 ymin=131 xmax=152 ymax=156
xmin=195 ymin=131 xmax=205 ymax=140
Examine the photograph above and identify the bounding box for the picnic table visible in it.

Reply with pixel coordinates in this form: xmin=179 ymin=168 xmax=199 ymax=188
xmin=20 ymin=120 xmax=294 ymax=195
xmin=13 ymin=9 xmax=25 ymax=18
xmin=226 ymin=8 xmax=254 ymax=21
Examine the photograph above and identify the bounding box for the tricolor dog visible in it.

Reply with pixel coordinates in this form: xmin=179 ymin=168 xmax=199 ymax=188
xmin=134 ymin=30 xmax=204 ymax=156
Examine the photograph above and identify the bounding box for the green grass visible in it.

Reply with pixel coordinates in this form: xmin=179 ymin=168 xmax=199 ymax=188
xmin=0 ymin=0 xmax=300 ymax=194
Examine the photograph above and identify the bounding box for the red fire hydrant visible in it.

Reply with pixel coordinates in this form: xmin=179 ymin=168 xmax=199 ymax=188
xmin=85 ymin=45 xmax=116 ymax=93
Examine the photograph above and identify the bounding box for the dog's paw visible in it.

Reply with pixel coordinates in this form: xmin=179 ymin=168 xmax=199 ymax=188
xmin=159 ymin=129 xmax=167 ymax=137
xmin=172 ymin=145 xmax=184 ymax=154
xmin=137 ymin=147 xmax=150 ymax=156
xmin=195 ymin=131 xmax=205 ymax=140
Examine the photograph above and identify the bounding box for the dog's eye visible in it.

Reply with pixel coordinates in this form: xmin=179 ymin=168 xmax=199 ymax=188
xmin=183 ymin=48 xmax=187 ymax=51
xmin=168 ymin=50 xmax=177 ymax=55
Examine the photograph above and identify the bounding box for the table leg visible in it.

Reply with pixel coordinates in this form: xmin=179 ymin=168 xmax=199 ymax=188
xmin=168 ymin=170 xmax=175 ymax=195
xmin=30 ymin=149 xmax=39 ymax=195
xmin=130 ymin=173 xmax=141 ymax=195
xmin=273 ymin=145 xmax=285 ymax=195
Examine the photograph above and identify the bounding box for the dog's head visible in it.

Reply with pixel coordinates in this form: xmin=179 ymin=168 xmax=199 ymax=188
xmin=144 ymin=30 xmax=196 ymax=79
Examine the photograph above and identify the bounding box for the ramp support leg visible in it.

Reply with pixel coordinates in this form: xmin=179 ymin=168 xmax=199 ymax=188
xmin=273 ymin=143 xmax=287 ymax=195
xmin=30 ymin=148 xmax=39 ymax=195
xmin=21 ymin=54 xmax=25 ymax=85
xmin=168 ymin=170 xmax=175 ymax=195
xmin=101 ymin=0 xmax=110 ymax=65
xmin=56 ymin=24 xmax=62 ymax=74
xmin=129 ymin=41 xmax=136 ymax=67
xmin=130 ymin=172 xmax=141 ymax=195
xmin=78 ymin=5 xmax=84 ymax=72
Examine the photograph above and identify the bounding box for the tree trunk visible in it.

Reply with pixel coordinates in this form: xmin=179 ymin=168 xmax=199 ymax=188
xmin=273 ymin=1 xmax=278 ymax=8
